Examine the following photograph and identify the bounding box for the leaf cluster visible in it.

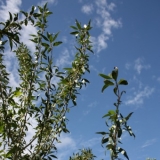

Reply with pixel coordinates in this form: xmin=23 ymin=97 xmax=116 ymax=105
xmin=97 ymin=67 xmax=135 ymax=160
xmin=0 ymin=3 xmax=93 ymax=160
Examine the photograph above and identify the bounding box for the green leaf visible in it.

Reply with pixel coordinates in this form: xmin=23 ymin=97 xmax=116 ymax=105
xmin=49 ymin=155 xmax=57 ymax=159
xmin=118 ymin=128 xmax=122 ymax=138
xmin=101 ymin=80 xmax=114 ymax=92
xmin=53 ymin=41 xmax=62 ymax=46
xmin=102 ymin=110 xmax=115 ymax=118
xmin=96 ymin=132 xmax=108 ymax=135
xmin=124 ymin=125 xmax=135 ymax=138
xmin=46 ymin=32 xmax=59 ymax=43
xmin=125 ymin=112 xmax=133 ymax=121
xmin=118 ymin=147 xmax=129 ymax=160
xmin=25 ymin=19 xmax=28 ymax=26
xmin=102 ymin=137 xmax=109 ymax=144
xmin=70 ymin=26 xmax=77 ymax=30
xmin=20 ymin=11 xmax=28 ymax=17
xmin=70 ymin=31 xmax=79 ymax=35
xmin=33 ymin=13 xmax=41 ymax=18
xmin=99 ymin=73 xmax=112 ymax=79
xmin=75 ymin=19 xmax=81 ymax=30
xmin=112 ymin=69 xmax=118 ymax=81
xmin=40 ymin=34 xmax=49 ymax=41
xmin=113 ymin=87 xmax=117 ymax=95
xmin=13 ymin=87 xmax=22 ymax=97
xmin=118 ymin=79 xmax=128 ymax=85
xmin=9 ymin=12 xmax=12 ymax=21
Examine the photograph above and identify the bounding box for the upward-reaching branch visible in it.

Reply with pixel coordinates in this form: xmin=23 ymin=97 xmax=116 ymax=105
xmin=97 ymin=67 xmax=135 ymax=160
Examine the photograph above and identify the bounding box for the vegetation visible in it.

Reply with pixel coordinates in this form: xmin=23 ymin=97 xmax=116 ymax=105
xmin=0 ymin=2 xmax=155 ymax=160
xmin=97 ymin=68 xmax=135 ymax=160
xmin=0 ymin=3 xmax=92 ymax=160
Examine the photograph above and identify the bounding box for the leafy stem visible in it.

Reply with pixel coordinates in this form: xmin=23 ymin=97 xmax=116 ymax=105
xmin=97 ymin=67 xmax=135 ymax=160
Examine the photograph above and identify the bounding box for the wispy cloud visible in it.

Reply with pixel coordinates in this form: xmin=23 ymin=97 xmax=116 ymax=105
xmin=83 ymin=101 xmax=98 ymax=116
xmin=38 ymin=0 xmax=58 ymax=6
xmin=0 ymin=0 xmax=22 ymax=21
xmin=56 ymin=134 xmax=77 ymax=160
xmin=107 ymin=2 xmax=116 ymax=11
xmin=81 ymin=0 xmax=121 ymax=53
xmin=125 ymin=86 xmax=154 ymax=105
xmin=88 ymin=101 xmax=97 ymax=108
xmin=157 ymin=77 xmax=160 ymax=82
xmin=56 ymin=48 xmax=71 ymax=68
xmin=134 ymin=58 xmax=151 ymax=74
xmin=81 ymin=4 xmax=94 ymax=14
xmin=141 ymin=139 xmax=157 ymax=148
xmin=125 ymin=62 xmax=131 ymax=70
xmin=80 ymin=137 xmax=100 ymax=148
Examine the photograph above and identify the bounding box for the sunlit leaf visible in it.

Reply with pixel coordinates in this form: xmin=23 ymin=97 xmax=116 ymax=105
xmin=99 ymin=73 xmax=112 ymax=79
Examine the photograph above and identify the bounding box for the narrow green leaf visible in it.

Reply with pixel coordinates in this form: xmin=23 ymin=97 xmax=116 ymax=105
xmin=113 ymin=87 xmax=117 ymax=95
xmin=125 ymin=112 xmax=133 ymax=121
xmin=49 ymin=155 xmax=57 ymax=159
xmin=118 ymin=128 xmax=122 ymax=138
xmin=118 ymin=147 xmax=129 ymax=160
xmin=40 ymin=34 xmax=49 ymax=41
xmin=102 ymin=137 xmax=109 ymax=144
xmin=118 ymin=79 xmax=128 ymax=85
xmin=75 ymin=19 xmax=81 ymax=30
xmin=96 ymin=132 xmax=108 ymax=135
xmin=20 ymin=11 xmax=28 ymax=17
xmin=101 ymin=80 xmax=114 ymax=92
xmin=53 ymin=41 xmax=62 ymax=46
xmin=9 ymin=12 xmax=12 ymax=21
xmin=112 ymin=69 xmax=118 ymax=81
xmin=70 ymin=26 xmax=78 ymax=30
xmin=99 ymin=73 xmax=112 ymax=79
xmin=70 ymin=31 xmax=79 ymax=35
xmin=51 ymin=32 xmax=59 ymax=42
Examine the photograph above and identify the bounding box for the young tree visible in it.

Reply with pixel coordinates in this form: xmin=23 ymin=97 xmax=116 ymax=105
xmin=0 ymin=3 xmax=93 ymax=160
xmin=97 ymin=67 xmax=135 ymax=160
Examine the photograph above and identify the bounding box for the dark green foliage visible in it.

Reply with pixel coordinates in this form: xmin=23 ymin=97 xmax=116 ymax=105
xmin=0 ymin=3 xmax=93 ymax=160
xmin=98 ymin=67 xmax=135 ymax=160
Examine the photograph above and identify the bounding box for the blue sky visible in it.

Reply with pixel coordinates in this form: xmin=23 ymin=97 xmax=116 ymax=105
xmin=0 ymin=0 xmax=160 ymax=159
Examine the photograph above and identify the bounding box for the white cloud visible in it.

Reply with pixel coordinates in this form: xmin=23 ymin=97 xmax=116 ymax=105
xmin=86 ymin=0 xmax=122 ymax=53
xmin=95 ymin=0 xmax=107 ymax=7
xmin=88 ymin=101 xmax=97 ymax=108
xmin=81 ymin=4 xmax=94 ymax=14
xmin=107 ymin=2 xmax=116 ymax=11
xmin=80 ymin=137 xmax=100 ymax=148
xmin=0 ymin=0 xmax=22 ymax=21
xmin=96 ymin=34 xmax=109 ymax=53
xmin=134 ymin=58 xmax=151 ymax=74
xmin=125 ymin=86 xmax=154 ymax=105
xmin=141 ymin=139 xmax=157 ymax=148
xmin=56 ymin=134 xmax=76 ymax=150
xmin=125 ymin=62 xmax=131 ymax=70
xmin=20 ymin=23 xmax=37 ymax=53
xmin=56 ymin=134 xmax=77 ymax=160
xmin=56 ymin=48 xmax=71 ymax=68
